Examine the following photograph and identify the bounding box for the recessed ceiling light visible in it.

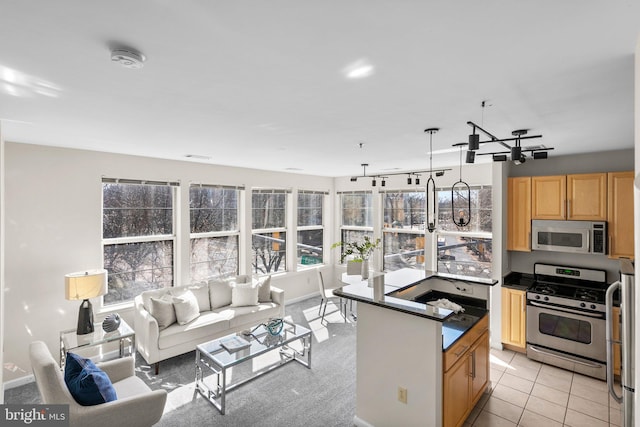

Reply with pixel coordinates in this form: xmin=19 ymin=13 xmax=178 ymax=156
xmin=343 ymin=59 xmax=375 ymax=79
xmin=185 ymin=154 xmax=211 ymax=160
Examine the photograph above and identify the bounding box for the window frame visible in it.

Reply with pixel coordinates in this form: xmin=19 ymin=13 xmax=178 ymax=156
xmin=337 ymin=191 xmax=374 ymax=264
xmin=188 ymin=183 xmax=243 ymax=282
xmin=101 ymin=178 xmax=178 ymax=308
xmin=251 ymin=188 xmax=290 ymax=276
xmin=434 ymin=185 xmax=493 ymax=280
xmin=381 ymin=189 xmax=426 ymax=272
xmin=296 ymin=190 xmax=327 ymax=269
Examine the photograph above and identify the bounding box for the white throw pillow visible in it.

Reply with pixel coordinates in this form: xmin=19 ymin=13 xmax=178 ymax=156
xmin=254 ymin=276 xmax=272 ymax=303
xmin=231 ymin=282 xmax=259 ymax=307
xmin=209 ymin=280 xmax=233 ymax=309
xmin=149 ymin=294 xmax=177 ymax=330
xmin=172 ymin=283 xmax=210 ymax=312
xmin=172 ymin=290 xmax=200 ymax=325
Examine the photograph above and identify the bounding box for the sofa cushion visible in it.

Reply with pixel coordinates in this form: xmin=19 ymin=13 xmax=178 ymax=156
xmin=141 ymin=287 xmax=172 ymax=312
xmin=173 ymin=290 xmax=200 ymax=325
xmin=225 ymin=302 xmax=282 ymax=328
xmin=158 ymin=311 xmax=233 ymax=350
xmin=64 ymin=352 xmax=117 ymax=406
xmin=149 ymin=294 xmax=177 ymax=330
xmin=209 ymin=279 xmax=233 ymax=309
xmin=172 ymin=283 xmax=210 ymax=312
xmin=255 ymin=276 xmax=272 ymax=303
xmin=231 ymin=282 xmax=259 ymax=307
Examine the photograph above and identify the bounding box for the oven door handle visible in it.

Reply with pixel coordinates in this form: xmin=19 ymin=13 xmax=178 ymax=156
xmin=528 ymin=345 xmax=604 ymax=369
xmin=528 ymin=301 xmax=605 ymax=319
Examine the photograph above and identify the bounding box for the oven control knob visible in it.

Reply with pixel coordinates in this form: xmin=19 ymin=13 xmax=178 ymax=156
xmin=543 ymin=296 xmax=549 ymax=301
xmin=535 ymin=295 xmax=540 ymax=300
xmin=590 ymin=304 xmax=596 ymax=310
xmin=580 ymin=302 xmax=586 ymax=308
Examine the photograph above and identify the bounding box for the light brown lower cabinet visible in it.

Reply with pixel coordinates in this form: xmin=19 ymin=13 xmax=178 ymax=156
xmin=443 ymin=324 xmax=489 ymax=427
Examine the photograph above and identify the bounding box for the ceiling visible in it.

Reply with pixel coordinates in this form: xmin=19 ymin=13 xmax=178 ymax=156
xmin=0 ymin=1 xmax=638 ymax=177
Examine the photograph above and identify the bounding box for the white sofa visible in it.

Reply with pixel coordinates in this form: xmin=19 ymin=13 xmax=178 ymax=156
xmin=133 ymin=276 xmax=284 ymax=373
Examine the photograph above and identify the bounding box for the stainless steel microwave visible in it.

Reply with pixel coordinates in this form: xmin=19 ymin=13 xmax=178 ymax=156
xmin=531 ymin=220 xmax=607 ymax=254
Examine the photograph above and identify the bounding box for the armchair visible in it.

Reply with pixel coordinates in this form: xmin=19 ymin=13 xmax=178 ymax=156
xmin=29 ymin=341 xmax=167 ymax=427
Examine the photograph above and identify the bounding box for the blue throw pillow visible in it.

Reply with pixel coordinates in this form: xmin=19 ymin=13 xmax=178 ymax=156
xmin=64 ymin=352 xmax=117 ymax=406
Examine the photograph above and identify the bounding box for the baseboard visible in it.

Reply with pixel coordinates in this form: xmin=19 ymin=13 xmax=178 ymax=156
xmin=3 ymin=374 xmax=34 ymax=390
xmin=284 ymin=293 xmax=319 ymax=305
xmin=353 ymin=415 xmax=375 ymax=427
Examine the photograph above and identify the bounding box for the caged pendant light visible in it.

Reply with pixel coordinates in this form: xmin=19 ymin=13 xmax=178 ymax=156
xmin=424 ymin=128 xmax=439 ymax=233
xmin=451 ymin=146 xmax=471 ymax=227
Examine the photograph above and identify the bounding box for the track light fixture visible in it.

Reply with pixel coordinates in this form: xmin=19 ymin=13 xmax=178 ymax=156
xmin=415 ymin=176 xmax=420 ymax=185
xmin=381 ymin=178 xmax=386 ymax=187
xmin=465 ymin=150 xmax=476 ymax=164
xmin=407 ymin=175 xmax=412 ymax=185
xmin=492 ymin=154 xmax=507 ymax=162
xmin=371 ymin=178 xmax=376 ymax=187
xmin=533 ymin=151 xmax=548 ymax=159
xmin=468 ymin=127 xmax=480 ymax=151
xmin=350 ymin=176 xmax=358 ymax=182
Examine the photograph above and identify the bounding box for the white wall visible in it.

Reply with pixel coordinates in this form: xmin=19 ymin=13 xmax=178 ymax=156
xmin=2 ymin=142 xmax=333 ymax=384
xmin=0 ymin=122 xmax=5 ymax=401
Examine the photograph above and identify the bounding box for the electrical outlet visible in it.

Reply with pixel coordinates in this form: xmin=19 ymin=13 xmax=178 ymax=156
xmin=398 ymin=387 xmax=407 ymax=404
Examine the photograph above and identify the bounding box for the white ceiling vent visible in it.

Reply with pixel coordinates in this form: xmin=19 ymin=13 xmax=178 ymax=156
xmin=111 ymin=48 xmax=146 ymax=69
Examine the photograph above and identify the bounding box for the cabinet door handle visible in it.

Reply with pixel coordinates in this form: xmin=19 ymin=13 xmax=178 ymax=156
xmin=609 ymin=236 xmax=613 ymax=255
xmin=471 ymin=351 xmax=476 ymax=379
xmin=567 ymin=199 xmax=571 ymax=218
xmin=454 ymin=345 xmax=469 ymax=357
xmin=522 ymin=293 xmax=525 ymax=312
xmin=527 ymin=232 xmax=531 ymax=250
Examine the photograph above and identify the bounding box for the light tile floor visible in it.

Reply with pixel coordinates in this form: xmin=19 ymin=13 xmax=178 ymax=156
xmin=463 ymin=348 xmax=622 ymax=427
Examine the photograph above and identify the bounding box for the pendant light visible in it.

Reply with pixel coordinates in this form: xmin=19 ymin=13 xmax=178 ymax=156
xmin=424 ymin=128 xmax=439 ymax=233
xmin=451 ymin=146 xmax=471 ymax=227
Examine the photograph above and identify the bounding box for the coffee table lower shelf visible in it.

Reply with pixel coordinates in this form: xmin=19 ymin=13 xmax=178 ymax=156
xmin=195 ymin=322 xmax=312 ymax=414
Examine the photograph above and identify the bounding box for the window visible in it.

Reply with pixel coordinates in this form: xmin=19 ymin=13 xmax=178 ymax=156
xmin=297 ymin=190 xmax=326 ymax=268
xmin=436 ymin=186 xmax=492 ymax=279
xmin=382 ymin=191 xmax=426 ymax=271
xmin=102 ymin=179 xmax=177 ymax=305
xmin=189 ymin=184 xmax=242 ymax=282
xmin=337 ymin=192 xmax=373 ymax=262
xmin=252 ymin=189 xmax=288 ymax=275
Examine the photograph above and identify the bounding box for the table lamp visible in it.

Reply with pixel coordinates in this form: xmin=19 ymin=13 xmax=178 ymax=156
xmin=65 ymin=269 xmax=108 ymax=335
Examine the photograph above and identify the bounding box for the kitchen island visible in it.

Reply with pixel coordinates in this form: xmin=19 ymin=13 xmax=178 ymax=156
xmin=335 ymin=269 xmax=491 ymax=427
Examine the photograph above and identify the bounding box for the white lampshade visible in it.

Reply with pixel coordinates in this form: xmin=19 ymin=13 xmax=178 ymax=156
xmin=65 ymin=269 xmax=108 ymax=301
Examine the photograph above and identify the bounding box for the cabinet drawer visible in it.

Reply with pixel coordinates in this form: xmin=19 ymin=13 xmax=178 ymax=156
xmin=444 ymin=315 xmax=488 ymax=372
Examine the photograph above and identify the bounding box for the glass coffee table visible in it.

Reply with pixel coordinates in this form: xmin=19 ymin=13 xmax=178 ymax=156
xmin=195 ymin=320 xmax=312 ymax=414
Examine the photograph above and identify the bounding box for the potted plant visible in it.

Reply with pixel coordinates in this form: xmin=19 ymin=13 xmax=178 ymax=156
xmin=331 ymin=236 xmax=381 ymax=279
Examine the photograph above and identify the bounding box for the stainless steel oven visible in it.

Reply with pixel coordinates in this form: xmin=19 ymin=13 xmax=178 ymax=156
xmin=525 ymin=263 xmax=609 ymax=380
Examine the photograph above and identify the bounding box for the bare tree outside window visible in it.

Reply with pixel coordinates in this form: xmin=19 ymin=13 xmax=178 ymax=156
xmin=337 ymin=192 xmax=373 ymax=264
xmin=189 ymin=186 xmax=240 ymax=282
xmin=102 ymin=182 xmax=175 ymax=305
xmin=252 ymin=191 xmax=287 ymax=275
xmin=382 ymin=191 xmax=426 ymax=271
xmin=298 ymin=192 xmax=324 ymax=267
xmin=436 ymin=186 xmax=492 ymax=279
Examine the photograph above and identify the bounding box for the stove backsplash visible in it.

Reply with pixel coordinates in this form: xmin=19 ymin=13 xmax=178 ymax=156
xmin=509 ymin=250 xmax=622 ymax=283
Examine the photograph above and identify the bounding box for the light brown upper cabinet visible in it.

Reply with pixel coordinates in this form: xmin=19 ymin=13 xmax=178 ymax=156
xmin=507 ymin=177 xmax=531 ymax=251
xmin=532 ymin=173 xmax=606 ymax=221
xmin=607 ymin=171 xmax=634 ymax=259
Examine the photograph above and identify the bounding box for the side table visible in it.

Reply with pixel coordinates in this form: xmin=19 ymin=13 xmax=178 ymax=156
xmin=59 ymin=318 xmax=135 ymax=368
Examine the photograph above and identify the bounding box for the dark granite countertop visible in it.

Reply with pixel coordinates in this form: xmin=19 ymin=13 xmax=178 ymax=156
xmin=502 ymin=271 xmax=535 ymax=291
xmin=334 ymin=268 xmax=489 ymax=351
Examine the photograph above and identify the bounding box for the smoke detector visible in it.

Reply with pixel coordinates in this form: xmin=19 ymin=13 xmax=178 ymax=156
xmin=111 ymin=48 xmax=146 ymax=69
